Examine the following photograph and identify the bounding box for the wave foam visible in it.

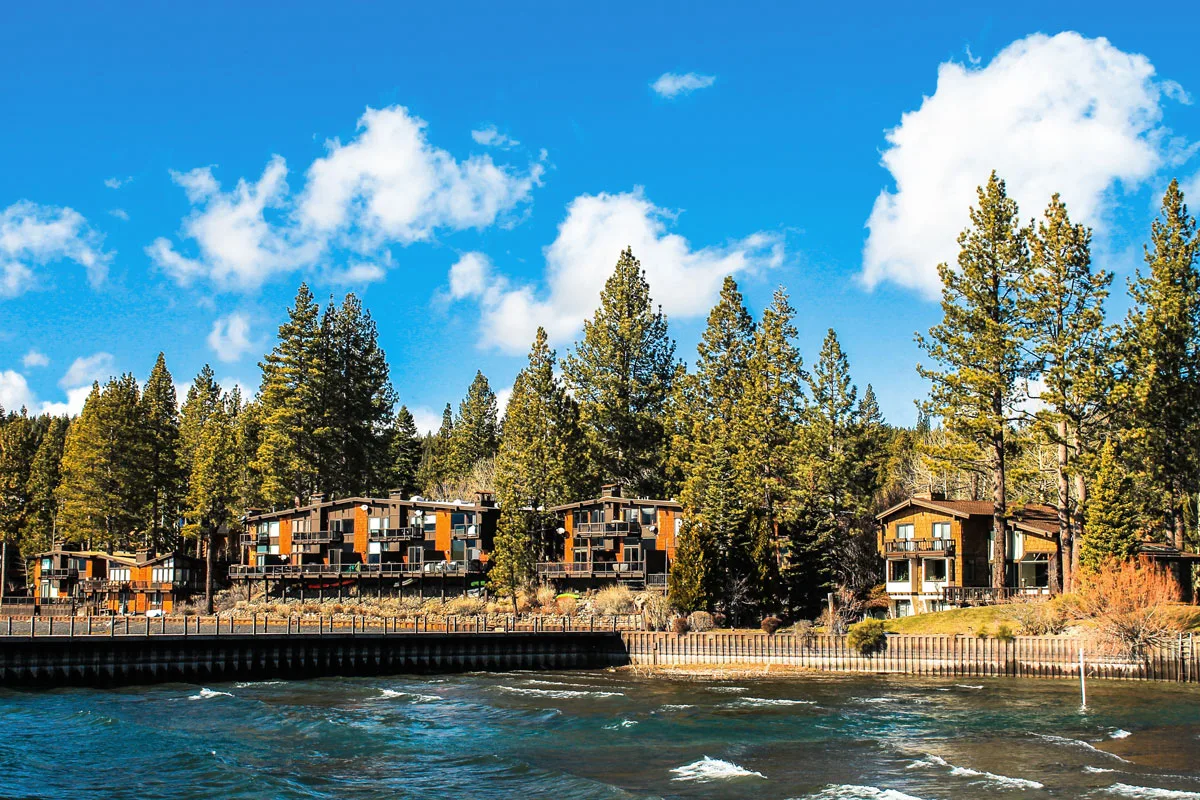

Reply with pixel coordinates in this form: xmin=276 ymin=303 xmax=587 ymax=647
xmin=1032 ymin=733 xmax=1130 ymax=762
xmin=233 ymin=680 xmax=285 ymax=688
xmin=603 ymin=719 xmax=638 ymax=730
xmin=671 ymin=756 xmax=765 ymax=782
xmin=1086 ymin=766 xmax=1118 ymax=774
xmin=709 ymin=686 xmax=748 ymax=693
xmin=734 ymin=697 xmax=817 ymax=707
xmin=807 ymin=785 xmax=927 ymax=800
xmin=189 ymin=688 xmax=233 ymax=700
xmin=949 ymin=766 xmax=1043 ymax=789
xmin=499 ymin=686 xmax=624 ymax=699
xmin=1111 ymin=729 xmax=1132 ymax=739
xmin=955 ymin=684 xmax=984 ymax=690
xmin=378 ymin=689 xmax=440 ymax=702
xmin=1104 ymin=785 xmax=1200 ymax=799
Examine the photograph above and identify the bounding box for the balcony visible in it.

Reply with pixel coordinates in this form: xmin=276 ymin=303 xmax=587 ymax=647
xmin=885 ymin=538 xmax=954 ymax=555
xmin=79 ymin=578 xmax=126 ymax=592
xmin=239 ymin=533 xmax=261 ymax=546
xmin=574 ymin=521 xmax=641 ymax=537
xmin=943 ymin=586 xmax=1051 ymax=606
xmin=229 ymin=562 xmax=484 ymax=579
xmin=292 ymin=530 xmax=337 ymax=545
xmin=451 ymin=525 xmax=477 ymax=539
xmin=536 ymin=561 xmax=646 ymax=578
xmin=41 ymin=568 xmax=77 ymax=581
xmin=370 ymin=526 xmax=421 ymax=541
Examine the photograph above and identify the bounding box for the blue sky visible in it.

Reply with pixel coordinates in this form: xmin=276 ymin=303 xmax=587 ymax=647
xmin=2 ymin=2 xmax=1199 ymax=432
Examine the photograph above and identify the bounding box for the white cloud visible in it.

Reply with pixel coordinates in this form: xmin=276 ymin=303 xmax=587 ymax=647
xmin=109 ymin=209 xmax=130 ymax=222
xmin=207 ymin=313 xmax=254 ymax=363
xmin=0 ymin=201 xmax=112 ymax=298
xmin=862 ymin=32 xmax=1193 ymax=297
xmin=59 ymin=352 xmax=114 ymax=389
xmin=149 ymin=106 xmax=544 ymax=291
xmin=104 ymin=176 xmax=133 ymax=190
xmin=651 ymin=72 xmax=716 ymax=99
xmin=471 ymin=126 xmax=519 ymax=149
xmin=22 ymin=349 xmax=49 ymax=368
xmin=409 ymin=406 xmax=444 ymax=436
xmin=495 ymin=385 xmax=513 ymax=420
xmin=449 ymin=188 xmax=783 ymax=354
xmin=0 ymin=370 xmax=36 ymax=412
xmin=39 ymin=385 xmax=92 ymax=417
xmin=329 ymin=261 xmax=388 ymax=285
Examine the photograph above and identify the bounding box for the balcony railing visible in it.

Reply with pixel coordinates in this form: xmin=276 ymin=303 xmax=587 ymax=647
xmin=239 ymin=533 xmax=261 ymax=546
xmin=885 ymin=538 xmax=955 ymax=554
xmin=943 ymin=586 xmax=1051 ymax=605
xmin=292 ymin=530 xmax=337 ymax=544
xmin=229 ymin=562 xmax=484 ymax=579
xmin=41 ymin=568 xmax=78 ymax=580
xmin=370 ymin=527 xmax=421 ymax=541
xmin=536 ymin=561 xmax=646 ymax=578
xmin=79 ymin=578 xmax=125 ymax=592
xmin=574 ymin=521 xmax=641 ymax=536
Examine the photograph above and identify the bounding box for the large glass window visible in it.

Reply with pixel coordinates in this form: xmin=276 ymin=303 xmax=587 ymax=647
xmin=924 ymin=559 xmax=947 ymax=582
xmin=451 ymin=540 xmax=466 ymax=561
xmin=896 ymin=523 xmax=914 ymax=540
xmin=640 ymin=507 xmax=656 ymax=525
xmin=888 ymin=560 xmax=910 ymax=582
xmin=932 ymin=522 xmax=950 ymax=539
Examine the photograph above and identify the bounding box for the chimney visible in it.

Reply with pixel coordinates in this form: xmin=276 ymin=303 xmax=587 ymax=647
xmin=310 ymin=492 xmax=326 ymax=506
xmin=474 ymin=491 xmax=496 ymax=508
xmin=136 ymin=547 xmax=155 ymax=563
xmin=389 ymin=488 xmax=408 ymax=501
xmin=913 ymin=490 xmax=946 ymax=502
xmin=601 ymin=482 xmax=621 ymax=498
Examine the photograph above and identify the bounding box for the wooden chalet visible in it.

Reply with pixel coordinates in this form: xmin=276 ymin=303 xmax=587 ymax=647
xmin=876 ymin=493 xmax=1058 ymax=616
xmin=231 ymin=490 xmax=499 ymax=597
xmin=540 ymin=484 xmax=682 ymax=590
xmin=30 ymin=547 xmax=203 ymax=614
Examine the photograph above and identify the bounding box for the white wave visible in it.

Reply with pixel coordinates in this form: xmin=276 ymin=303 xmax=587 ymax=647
xmin=734 ymin=697 xmax=817 ymax=707
xmin=188 ymin=688 xmax=233 ymax=700
xmin=1032 ymin=733 xmax=1130 ymax=762
xmin=1111 ymin=729 xmax=1132 ymax=739
xmin=499 ymin=686 xmax=624 ymax=699
xmin=906 ymin=755 xmax=948 ymax=769
xmin=377 ymin=689 xmax=440 ymax=702
xmin=1104 ymin=785 xmax=1200 ymax=799
xmin=806 ymin=785 xmax=927 ymax=800
xmin=233 ymin=680 xmax=285 ymax=688
xmin=1086 ymin=766 xmax=1118 ymax=774
xmin=709 ymin=686 xmax=748 ymax=693
xmin=955 ymin=684 xmax=984 ymax=690
xmin=655 ymin=704 xmax=695 ymax=712
xmin=857 ymin=697 xmax=900 ymax=704
xmin=671 ymin=756 xmax=765 ymax=782
xmin=949 ymin=766 xmax=1043 ymax=789
xmin=603 ymin=719 xmax=639 ymax=730
xmin=526 ymin=679 xmax=630 ymax=690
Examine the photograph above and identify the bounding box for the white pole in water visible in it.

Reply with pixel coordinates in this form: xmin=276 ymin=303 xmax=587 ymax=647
xmin=1079 ymin=647 xmax=1087 ymax=709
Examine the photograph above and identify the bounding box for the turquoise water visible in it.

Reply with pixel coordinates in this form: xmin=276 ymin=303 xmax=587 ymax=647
xmin=1 ymin=670 xmax=1199 ymax=799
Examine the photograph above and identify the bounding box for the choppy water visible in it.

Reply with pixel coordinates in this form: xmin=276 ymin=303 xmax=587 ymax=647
xmin=1 ymin=670 xmax=1199 ymax=799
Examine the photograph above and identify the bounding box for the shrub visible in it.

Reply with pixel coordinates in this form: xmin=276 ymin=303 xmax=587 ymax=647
xmin=445 ymin=596 xmax=487 ymax=616
xmin=847 ymin=618 xmax=887 ymax=655
xmin=761 ymin=616 xmax=782 ymax=635
xmin=994 ymin=623 xmax=1015 ymax=642
xmin=688 ymin=611 xmax=715 ymax=632
xmin=1011 ymin=596 xmax=1074 ymax=636
xmin=1075 ymin=557 xmax=1185 ymax=657
xmin=711 ymin=612 xmax=727 ymax=628
xmin=536 ymin=585 xmax=557 ymax=607
xmin=556 ymin=596 xmax=578 ymax=616
xmin=594 ymin=584 xmax=636 ymax=616
xmin=642 ymin=594 xmax=673 ymax=631
xmin=672 ymin=616 xmax=691 ymax=635
xmin=791 ymin=619 xmax=816 ymax=643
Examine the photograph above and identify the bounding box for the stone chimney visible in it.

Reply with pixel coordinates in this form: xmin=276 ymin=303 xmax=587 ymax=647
xmin=135 ymin=547 xmax=155 ymax=564
xmin=601 ymin=482 xmax=621 ymax=498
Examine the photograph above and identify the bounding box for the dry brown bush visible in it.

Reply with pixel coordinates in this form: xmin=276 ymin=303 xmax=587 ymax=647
xmin=556 ymin=596 xmax=578 ymax=616
xmin=687 ymin=611 xmax=715 ymax=632
xmin=672 ymin=616 xmax=690 ymax=635
xmin=1076 ymin=558 xmax=1184 ymax=657
xmin=593 ymin=585 xmax=636 ymax=616
xmin=641 ymin=593 xmax=672 ymax=631
xmin=1010 ymin=596 xmax=1074 ymax=636
xmin=536 ymin=585 xmax=556 ymax=607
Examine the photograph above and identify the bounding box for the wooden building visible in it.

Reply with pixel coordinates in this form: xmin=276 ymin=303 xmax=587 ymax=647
xmin=30 ymin=547 xmax=203 ymax=614
xmin=230 ymin=490 xmax=499 ymax=597
xmin=876 ymin=493 xmax=1058 ymax=616
xmin=540 ymin=484 xmax=683 ymax=591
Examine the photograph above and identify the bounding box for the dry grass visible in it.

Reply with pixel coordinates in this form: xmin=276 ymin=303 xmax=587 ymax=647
xmin=883 ymin=605 xmax=1025 ymax=636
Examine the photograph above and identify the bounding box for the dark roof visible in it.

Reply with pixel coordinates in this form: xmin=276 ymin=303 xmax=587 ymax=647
xmin=1008 ymin=504 xmax=1060 ymax=537
xmin=1138 ymin=541 xmax=1200 ymax=560
xmin=876 ymin=497 xmax=994 ymax=521
xmin=548 ymin=496 xmax=683 ymax=513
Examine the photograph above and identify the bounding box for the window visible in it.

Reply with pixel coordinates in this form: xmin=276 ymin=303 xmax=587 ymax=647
xmin=406 ymin=546 xmax=423 ymax=564
xmin=895 ymin=599 xmax=913 ymax=618
xmin=923 ymin=559 xmax=947 ymax=582
xmin=573 ymin=550 xmax=589 ymax=564
xmin=932 ymin=522 xmax=950 ymax=539
xmin=641 ymin=507 xmax=656 ymax=526
xmin=268 ymin=521 xmax=280 ymax=537
xmin=896 ymin=523 xmax=914 ymax=540
xmin=888 ymin=560 xmax=910 ymax=582
xmin=622 ymin=544 xmax=641 ymax=564
xmin=451 ymin=539 xmax=466 ymax=561
xmin=369 ymin=517 xmax=386 ymax=532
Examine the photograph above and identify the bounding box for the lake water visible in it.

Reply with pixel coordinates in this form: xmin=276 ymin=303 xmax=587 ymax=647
xmin=1 ymin=670 xmax=1199 ymax=799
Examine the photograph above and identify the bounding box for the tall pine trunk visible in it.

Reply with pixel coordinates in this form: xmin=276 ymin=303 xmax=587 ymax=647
xmin=991 ymin=436 xmax=1007 ymax=589
xmin=205 ymin=525 xmax=215 ymax=614
xmin=1072 ymin=471 xmax=1086 ymax=589
xmin=1054 ymin=420 xmax=1070 ymax=594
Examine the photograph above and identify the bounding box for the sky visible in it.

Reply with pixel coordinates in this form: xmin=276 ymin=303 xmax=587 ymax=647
xmin=2 ymin=2 xmax=1199 ymax=433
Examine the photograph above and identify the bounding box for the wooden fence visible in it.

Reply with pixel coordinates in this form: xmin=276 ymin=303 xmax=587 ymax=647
xmin=621 ymin=632 xmax=1199 ymax=683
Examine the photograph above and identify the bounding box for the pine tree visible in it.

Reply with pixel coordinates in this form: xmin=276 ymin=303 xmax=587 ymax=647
xmin=1121 ymin=180 xmax=1200 ymax=550
xmin=448 ymin=371 xmax=499 ymax=480
xmin=183 ymin=392 xmax=239 ymax=612
xmin=1079 ymin=441 xmax=1140 ymax=568
xmin=917 ymin=172 xmax=1034 ymax=588
xmin=564 ymin=247 xmax=676 ymax=496
xmin=180 ymin=366 xmax=225 ymax=555
xmin=1024 ymin=194 xmax=1113 ymax=591
xmin=316 ymin=293 xmax=397 ymax=496
xmin=21 ymin=415 xmax=68 ymax=553
xmin=57 ymin=376 xmax=151 ymax=550
xmin=417 ymin=404 xmax=455 ymax=498
xmin=488 ymin=505 xmax=537 ymax=615
xmin=234 ymin=395 xmax=266 ymax=515
xmin=0 ymin=410 xmax=38 ymax=546
xmin=387 ymin=406 xmax=422 ymax=496
xmin=141 ymin=352 xmax=184 ymax=550
xmin=254 ymin=283 xmax=325 ymax=506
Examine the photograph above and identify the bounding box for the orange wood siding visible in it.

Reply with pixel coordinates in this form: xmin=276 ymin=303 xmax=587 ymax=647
xmin=435 ymin=511 xmax=451 ymax=560
xmin=1021 ymin=531 xmax=1057 ymax=553
xmin=879 ymin=508 xmax=961 ymax=589
xmin=354 ymin=507 xmax=369 ymax=556
xmin=563 ymin=513 xmax=574 ymax=563
xmin=279 ymin=518 xmax=292 ymax=555
xmin=656 ymin=509 xmax=678 ymax=559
